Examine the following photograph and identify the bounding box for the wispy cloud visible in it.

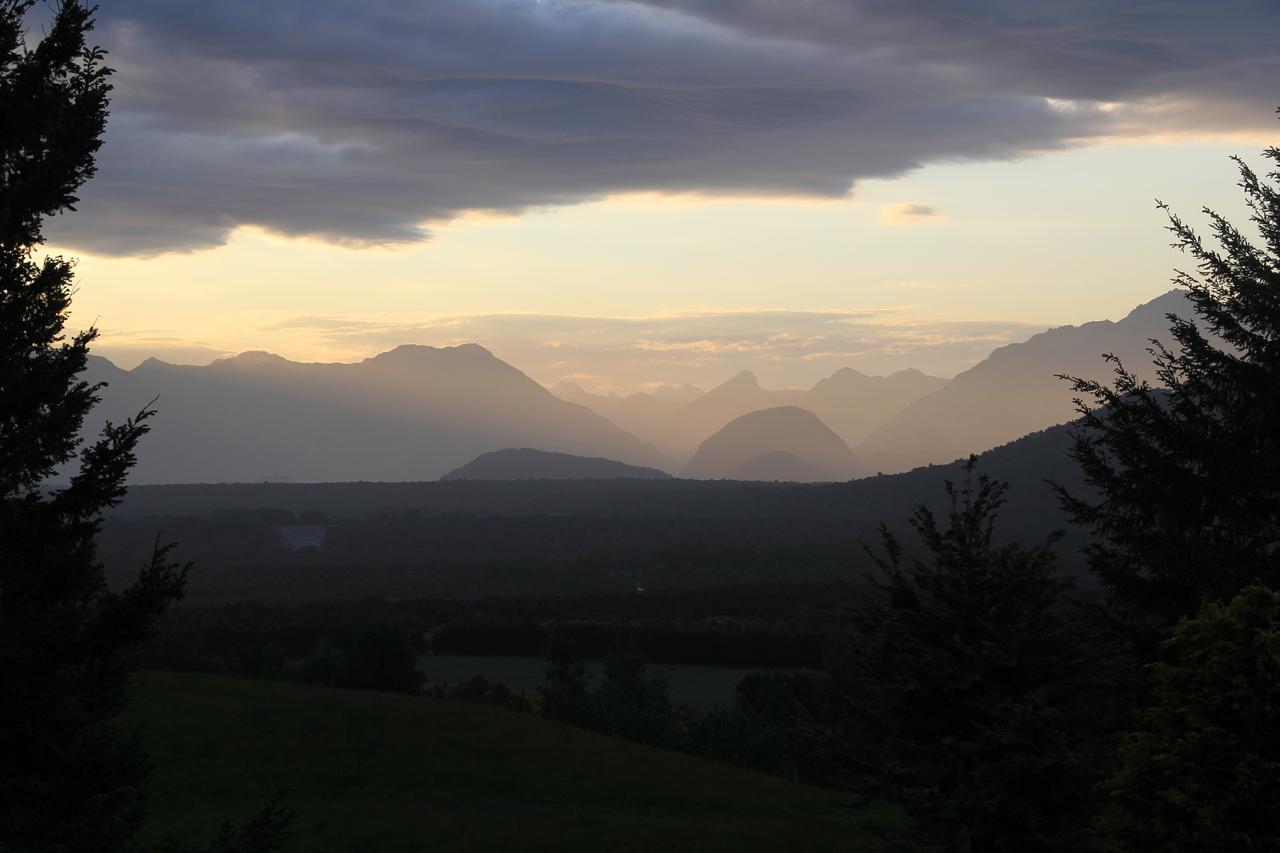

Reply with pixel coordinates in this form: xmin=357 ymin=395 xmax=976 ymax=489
xmin=881 ymin=203 xmax=944 ymax=224
xmin=232 ymin=309 xmax=1047 ymax=392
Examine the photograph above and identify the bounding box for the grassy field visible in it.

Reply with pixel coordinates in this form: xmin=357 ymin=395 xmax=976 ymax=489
xmin=128 ymin=672 xmax=892 ymax=852
xmin=418 ymin=654 xmax=782 ymax=710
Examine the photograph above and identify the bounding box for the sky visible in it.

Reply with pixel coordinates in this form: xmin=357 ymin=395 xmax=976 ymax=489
xmin=45 ymin=0 xmax=1280 ymax=392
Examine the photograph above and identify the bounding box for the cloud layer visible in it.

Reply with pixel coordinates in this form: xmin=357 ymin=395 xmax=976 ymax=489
xmin=42 ymin=0 xmax=1280 ymax=255
xmin=151 ymin=309 xmax=1044 ymax=392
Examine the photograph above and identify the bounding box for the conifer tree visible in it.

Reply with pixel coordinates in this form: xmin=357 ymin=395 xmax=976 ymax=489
xmin=0 ymin=3 xmax=187 ymax=849
xmin=1059 ymin=132 xmax=1280 ymax=626
xmin=840 ymin=462 xmax=1117 ymax=851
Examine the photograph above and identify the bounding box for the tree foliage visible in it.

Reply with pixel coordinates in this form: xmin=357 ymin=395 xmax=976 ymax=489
xmin=1100 ymin=585 xmax=1280 ymax=852
xmin=839 ymin=461 xmax=1119 ymax=851
xmin=1059 ymin=136 xmax=1280 ymax=626
xmin=0 ymin=4 xmax=188 ymax=849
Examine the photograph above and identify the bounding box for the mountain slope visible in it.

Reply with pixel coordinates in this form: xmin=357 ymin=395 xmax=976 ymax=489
xmin=803 ymin=367 xmax=948 ymax=447
xmin=550 ymin=382 xmax=701 ymax=457
xmin=442 ymin=448 xmax=672 ymax=481
xmin=725 ymin=451 xmax=830 ymax=482
xmin=683 ymin=406 xmax=859 ymax=481
xmin=82 ymin=345 xmax=663 ymax=483
xmin=664 ymin=371 xmax=799 ymax=455
xmin=857 ymin=290 xmax=1192 ymax=473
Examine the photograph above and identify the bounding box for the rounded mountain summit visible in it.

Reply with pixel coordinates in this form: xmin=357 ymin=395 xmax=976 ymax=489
xmin=682 ymin=406 xmax=860 ymax=482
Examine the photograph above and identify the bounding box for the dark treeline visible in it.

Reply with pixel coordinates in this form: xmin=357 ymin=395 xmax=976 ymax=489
xmin=431 ymin=621 xmax=824 ymax=667
xmin=138 ymin=582 xmax=852 ymax=683
xmin=98 ymin=425 xmax=1087 ymax=604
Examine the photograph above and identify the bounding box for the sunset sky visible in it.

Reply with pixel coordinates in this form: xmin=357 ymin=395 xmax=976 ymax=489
xmin=49 ymin=0 xmax=1279 ymax=392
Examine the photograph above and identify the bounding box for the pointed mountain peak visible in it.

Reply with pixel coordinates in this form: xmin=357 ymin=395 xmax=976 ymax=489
xmin=1122 ymin=289 xmax=1192 ymax=324
xmin=718 ymin=370 xmax=760 ymax=391
xmin=132 ymin=355 xmax=191 ymax=373
xmin=85 ymin=353 xmax=120 ymax=370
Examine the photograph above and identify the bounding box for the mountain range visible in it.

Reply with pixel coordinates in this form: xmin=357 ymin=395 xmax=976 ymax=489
xmin=79 ymin=290 xmax=1191 ymax=484
xmin=81 ymin=344 xmax=662 ymax=484
xmin=855 ymin=290 xmax=1192 ymax=471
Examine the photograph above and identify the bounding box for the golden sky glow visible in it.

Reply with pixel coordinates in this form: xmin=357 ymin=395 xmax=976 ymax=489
xmin=62 ymin=136 xmax=1264 ymax=391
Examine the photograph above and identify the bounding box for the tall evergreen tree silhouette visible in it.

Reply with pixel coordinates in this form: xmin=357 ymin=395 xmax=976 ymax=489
xmin=0 ymin=3 xmax=187 ymax=849
xmin=840 ymin=461 xmax=1113 ymax=851
xmin=1059 ymin=130 xmax=1280 ymax=626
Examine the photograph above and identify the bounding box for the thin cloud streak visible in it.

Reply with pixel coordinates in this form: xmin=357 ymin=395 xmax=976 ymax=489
xmin=881 ymin=203 xmax=944 ymax=224
xmin=89 ymin=309 xmax=1047 ymax=392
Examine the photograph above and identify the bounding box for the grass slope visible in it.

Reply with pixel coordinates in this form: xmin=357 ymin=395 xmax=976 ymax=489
xmin=128 ymin=672 xmax=888 ymax=852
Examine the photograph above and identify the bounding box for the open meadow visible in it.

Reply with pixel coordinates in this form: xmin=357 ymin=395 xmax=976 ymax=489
xmin=127 ymin=672 xmax=896 ymax=852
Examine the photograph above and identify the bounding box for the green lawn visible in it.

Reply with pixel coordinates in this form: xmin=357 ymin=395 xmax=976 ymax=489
xmin=128 ymin=672 xmax=891 ymax=852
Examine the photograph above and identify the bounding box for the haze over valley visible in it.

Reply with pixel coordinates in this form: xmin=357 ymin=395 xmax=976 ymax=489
xmin=84 ymin=290 xmax=1191 ymax=484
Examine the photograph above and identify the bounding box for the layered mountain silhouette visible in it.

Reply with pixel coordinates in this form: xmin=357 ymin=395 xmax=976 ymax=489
xmin=81 ymin=345 xmax=664 ymax=483
xmin=80 ymin=290 xmax=1193 ymax=485
xmin=550 ymin=382 xmax=702 ymax=457
xmin=556 ymin=366 xmax=945 ymax=463
xmin=857 ymin=290 xmax=1192 ymax=473
xmin=682 ymin=406 xmax=860 ymax=481
xmin=441 ymin=448 xmax=671 ymax=481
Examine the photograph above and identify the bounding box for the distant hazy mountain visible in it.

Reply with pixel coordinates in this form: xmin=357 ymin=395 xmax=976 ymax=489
xmin=568 ymin=367 xmax=945 ymax=464
xmin=683 ymin=406 xmax=860 ymax=481
xmin=550 ymin=382 xmax=702 ymax=458
xmin=858 ymin=290 xmax=1193 ymax=473
xmin=802 ymin=368 xmax=948 ymax=447
xmin=666 ymin=371 xmax=799 ymax=455
xmin=725 ymin=451 xmax=830 ymax=483
xmin=442 ymin=448 xmax=672 ymax=481
xmin=81 ymin=344 xmax=664 ymax=483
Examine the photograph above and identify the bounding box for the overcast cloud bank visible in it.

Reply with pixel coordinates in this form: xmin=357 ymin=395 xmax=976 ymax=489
xmin=42 ymin=0 xmax=1278 ymax=255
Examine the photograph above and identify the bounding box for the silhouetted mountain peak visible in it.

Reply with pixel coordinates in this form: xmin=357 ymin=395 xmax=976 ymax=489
xmin=442 ymin=448 xmax=671 ymax=481
xmin=368 ymin=342 xmax=496 ymax=366
xmin=684 ymin=405 xmax=859 ymax=480
xmin=1121 ymin=289 xmax=1192 ymax=324
xmin=210 ymin=350 xmax=291 ymax=370
xmin=857 ymin=289 xmax=1201 ymax=473
xmin=719 ymin=370 xmax=760 ymax=391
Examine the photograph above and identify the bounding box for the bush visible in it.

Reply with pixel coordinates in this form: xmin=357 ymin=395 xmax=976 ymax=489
xmin=1101 ymin=585 xmax=1280 ymax=851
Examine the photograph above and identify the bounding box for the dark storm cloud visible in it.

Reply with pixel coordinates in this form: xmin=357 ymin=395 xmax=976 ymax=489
xmin=43 ymin=0 xmax=1279 ymax=255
